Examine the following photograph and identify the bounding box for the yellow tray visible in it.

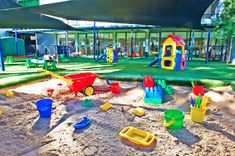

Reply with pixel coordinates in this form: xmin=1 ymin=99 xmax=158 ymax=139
xmin=100 ymin=102 xmax=112 ymax=111
xmin=119 ymin=126 xmax=155 ymax=147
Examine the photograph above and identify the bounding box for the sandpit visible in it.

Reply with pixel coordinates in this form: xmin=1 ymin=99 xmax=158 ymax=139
xmin=0 ymin=78 xmax=235 ymax=156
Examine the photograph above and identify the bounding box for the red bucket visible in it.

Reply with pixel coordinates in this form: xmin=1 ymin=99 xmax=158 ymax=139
xmin=111 ymin=82 xmax=121 ymax=94
xmin=192 ymin=86 xmax=204 ymax=96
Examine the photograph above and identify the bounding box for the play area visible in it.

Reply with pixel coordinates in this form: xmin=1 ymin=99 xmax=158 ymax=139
xmin=0 ymin=0 xmax=235 ymax=156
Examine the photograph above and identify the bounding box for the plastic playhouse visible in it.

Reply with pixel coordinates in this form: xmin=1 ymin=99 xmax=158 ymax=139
xmin=148 ymin=34 xmax=187 ymax=70
xmin=95 ymin=47 xmax=118 ymax=63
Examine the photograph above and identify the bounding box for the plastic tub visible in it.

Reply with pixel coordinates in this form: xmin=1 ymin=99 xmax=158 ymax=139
xmin=164 ymin=109 xmax=185 ymax=130
xmin=190 ymin=106 xmax=206 ymax=123
xmin=35 ymin=99 xmax=53 ymax=118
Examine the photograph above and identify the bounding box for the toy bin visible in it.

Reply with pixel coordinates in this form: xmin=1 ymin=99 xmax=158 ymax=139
xmin=190 ymin=106 xmax=206 ymax=123
xmin=35 ymin=99 xmax=53 ymax=118
xmin=164 ymin=109 xmax=184 ymax=130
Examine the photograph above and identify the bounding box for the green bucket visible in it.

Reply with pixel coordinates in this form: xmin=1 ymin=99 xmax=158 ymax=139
xmin=164 ymin=109 xmax=185 ymax=130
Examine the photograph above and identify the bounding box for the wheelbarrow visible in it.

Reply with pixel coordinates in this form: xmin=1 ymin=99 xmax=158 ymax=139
xmin=64 ymin=72 xmax=98 ymax=96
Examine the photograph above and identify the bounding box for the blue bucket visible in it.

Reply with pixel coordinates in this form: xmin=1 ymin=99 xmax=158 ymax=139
xmin=35 ymin=99 xmax=53 ymax=118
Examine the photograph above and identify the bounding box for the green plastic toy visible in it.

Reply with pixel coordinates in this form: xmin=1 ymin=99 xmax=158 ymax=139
xmin=81 ymin=99 xmax=93 ymax=107
xmin=165 ymin=86 xmax=174 ymax=95
xmin=195 ymin=94 xmax=202 ymax=108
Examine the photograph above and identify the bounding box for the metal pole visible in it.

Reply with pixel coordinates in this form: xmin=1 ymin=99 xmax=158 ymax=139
xmin=93 ymin=21 xmax=97 ymax=60
xmin=205 ymin=30 xmax=211 ymax=64
xmin=0 ymin=37 xmax=5 ymax=71
xmin=15 ymin=29 xmax=19 ymax=56
xmin=124 ymin=32 xmax=127 ymax=57
xmin=130 ymin=30 xmax=133 ymax=60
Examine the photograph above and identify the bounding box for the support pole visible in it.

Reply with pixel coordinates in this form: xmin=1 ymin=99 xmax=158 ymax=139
xmin=124 ymin=32 xmax=127 ymax=57
xmin=205 ymin=30 xmax=211 ymax=64
xmin=0 ymin=38 xmax=5 ymax=71
xmin=15 ymin=29 xmax=19 ymax=56
xmin=130 ymin=30 xmax=134 ymax=60
xmin=93 ymin=21 xmax=97 ymax=60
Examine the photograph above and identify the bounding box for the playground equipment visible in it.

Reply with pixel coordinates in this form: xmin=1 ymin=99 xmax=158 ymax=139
xmin=35 ymin=98 xmax=53 ymax=118
xmin=164 ymin=109 xmax=185 ymax=130
xmin=126 ymin=46 xmax=141 ymax=57
xmin=73 ymin=117 xmax=91 ymax=129
xmin=119 ymin=126 xmax=155 ymax=147
xmin=95 ymin=47 xmax=118 ymax=63
xmin=26 ymin=58 xmax=57 ymax=71
xmin=100 ymin=102 xmax=112 ymax=111
xmin=133 ymin=107 xmax=145 ymax=117
xmin=191 ymin=81 xmax=204 ymax=96
xmin=148 ymin=35 xmax=187 ymax=70
xmin=4 ymin=54 xmax=34 ymax=64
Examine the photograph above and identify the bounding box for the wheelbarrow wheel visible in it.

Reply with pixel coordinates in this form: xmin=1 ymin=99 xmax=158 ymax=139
xmin=83 ymin=86 xmax=95 ymax=96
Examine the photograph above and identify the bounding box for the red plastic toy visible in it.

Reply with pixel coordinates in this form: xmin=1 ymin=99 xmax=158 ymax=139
xmin=143 ymin=76 xmax=155 ymax=88
xmin=192 ymin=81 xmax=204 ymax=96
xmin=64 ymin=72 xmax=99 ymax=96
xmin=110 ymin=82 xmax=121 ymax=94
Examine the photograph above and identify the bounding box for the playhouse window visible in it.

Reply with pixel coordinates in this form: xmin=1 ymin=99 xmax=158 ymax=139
xmin=164 ymin=45 xmax=172 ymax=57
xmin=176 ymin=46 xmax=182 ymax=50
xmin=164 ymin=60 xmax=172 ymax=67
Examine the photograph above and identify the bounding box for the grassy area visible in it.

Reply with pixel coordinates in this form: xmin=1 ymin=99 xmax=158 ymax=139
xmin=0 ymin=57 xmax=235 ymax=89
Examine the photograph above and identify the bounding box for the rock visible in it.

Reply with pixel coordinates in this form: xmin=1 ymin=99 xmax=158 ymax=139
xmin=121 ymin=106 xmax=131 ymax=112
xmin=83 ymin=146 xmax=98 ymax=156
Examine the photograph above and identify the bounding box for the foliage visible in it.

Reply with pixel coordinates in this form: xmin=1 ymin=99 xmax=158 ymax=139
xmin=213 ymin=0 xmax=235 ymax=43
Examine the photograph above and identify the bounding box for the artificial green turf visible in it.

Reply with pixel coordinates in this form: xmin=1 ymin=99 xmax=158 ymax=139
xmin=0 ymin=57 xmax=234 ymax=90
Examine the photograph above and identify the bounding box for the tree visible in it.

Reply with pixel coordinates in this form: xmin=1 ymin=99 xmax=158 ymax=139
xmin=213 ymin=0 xmax=235 ymax=63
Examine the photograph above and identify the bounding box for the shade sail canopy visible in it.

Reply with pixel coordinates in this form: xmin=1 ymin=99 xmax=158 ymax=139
xmin=0 ymin=0 xmax=74 ymax=30
xmin=24 ymin=0 xmax=214 ymax=29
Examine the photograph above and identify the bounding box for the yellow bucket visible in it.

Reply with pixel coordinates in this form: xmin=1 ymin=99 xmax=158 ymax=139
xmin=190 ymin=106 xmax=206 ymax=123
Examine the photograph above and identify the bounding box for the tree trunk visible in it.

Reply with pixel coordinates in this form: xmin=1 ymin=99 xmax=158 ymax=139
xmin=229 ymin=37 xmax=235 ymax=64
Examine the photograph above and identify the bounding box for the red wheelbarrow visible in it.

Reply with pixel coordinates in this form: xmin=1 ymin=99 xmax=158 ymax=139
xmin=64 ymin=72 xmax=99 ymax=96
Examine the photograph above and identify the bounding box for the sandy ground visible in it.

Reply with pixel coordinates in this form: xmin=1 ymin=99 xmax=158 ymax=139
xmin=0 ymin=78 xmax=235 ymax=156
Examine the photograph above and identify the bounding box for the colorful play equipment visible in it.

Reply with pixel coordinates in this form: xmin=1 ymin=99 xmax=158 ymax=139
xmin=82 ymin=99 xmax=93 ymax=107
xmin=191 ymin=81 xmax=204 ymax=96
xmin=164 ymin=109 xmax=185 ymax=130
xmin=35 ymin=98 xmax=53 ymax=118
xmin=5 ymin=54 xmax=34 ymax=64
xmin=26 ymin=58 xmax=57 ymax=71
xmin=148 ymin=35 xmax=187 ymax=70
xmin=126 ymin=46 xmax=141 ymax=57
xmin=73 ymin=117 xmax=91 ymax=129
xmin=133 ymin=107 xmax=145 ymax=117
xmin=100 ymin=102 xmax=112 ymax=111
xmin=119 ymin=126 xmax=155 ymax=147
xmin=95 ymin=47 xmax=118 ymax=63
xmin=190 ymin=95 xmax=211 ymax=123
xmin=143 ymin=76 xmax=174 ymax=105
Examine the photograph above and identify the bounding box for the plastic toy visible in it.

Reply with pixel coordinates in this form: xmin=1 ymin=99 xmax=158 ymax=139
xmin=110 ymin=82 xmax=121 ymax=94
xmin=0 ymin=109 xmax=3 ymax=116
xmin=191 ymin=81 xmax=204 ymax=96
xmin=157 ymin=80 xmax=174 ymax=95
xmin=190 ymin=95 xmax=210 ymax=123
xmin=35 ymin=99 xmax=53 ymax=118
xmin=119 ymin=126 xmax=155 ymax=147
xmin=95 ymin=47 xmax=118 ymax=63
xmin=2 ymin=91 xmax=14 ymax=98
xmin=143 ymin=76 xmax=154 ymax=88
xmin=100 ymin=102 xmax=112 ymax=111
xmin=126 ymin=46 xmax=141 ymax=57
xmin=144 ymin=85 xmax=163 ymax=104
xmin=73 ymin=117 xmax=91 ymax=129
xmin=164 ymin=109 xmax=185 ymax=130
xmin=133 ymin=107 xmax=145 ymax=117
xmin=149 ymin=35 xmax=187 ymax=70
xmin=82 ymin=99 xmax=93 ymax=107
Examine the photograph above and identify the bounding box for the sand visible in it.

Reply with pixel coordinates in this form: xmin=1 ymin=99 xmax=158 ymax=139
xmin=0 ymin=78 xmax=235 ymax=156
